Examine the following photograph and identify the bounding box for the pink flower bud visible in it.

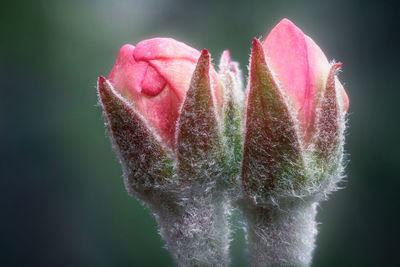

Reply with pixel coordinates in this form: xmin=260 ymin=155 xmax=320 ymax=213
xmin=108 ymin=38 xmax=222 ymax=148
xmin=242 ymin=19 xmax=350 ymax=198
xmin=98 ymin=44 xmax=230 ymax=266
xmin=263 ymin=18 xmax=349 ymax=142
xmin=242 ymin=38 xmax=303 ymax=195
xmin=240 ymin=20 xmax=351 ymax=266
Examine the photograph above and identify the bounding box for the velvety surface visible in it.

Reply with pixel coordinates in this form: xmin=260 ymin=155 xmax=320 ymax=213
xmin=1 ymin=0 xmax=399 ymax=266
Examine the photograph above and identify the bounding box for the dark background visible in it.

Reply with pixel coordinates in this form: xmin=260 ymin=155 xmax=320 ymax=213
xmin=1 ymin=0 xmax=399 ymax=266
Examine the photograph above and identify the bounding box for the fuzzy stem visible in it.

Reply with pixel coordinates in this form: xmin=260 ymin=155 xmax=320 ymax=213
xmin=242 ymin=200 xmax=318 ymax=267
xmin=141 ymin=186 xmax=230 ymax=267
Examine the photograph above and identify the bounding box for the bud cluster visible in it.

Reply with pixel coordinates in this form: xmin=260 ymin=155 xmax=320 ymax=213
xmin=98 ymin=19 xmax=349 ymax=267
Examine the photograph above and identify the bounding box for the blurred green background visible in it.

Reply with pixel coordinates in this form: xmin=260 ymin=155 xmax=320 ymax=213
xmin=1 ymin=0 xmax=399 ymax=266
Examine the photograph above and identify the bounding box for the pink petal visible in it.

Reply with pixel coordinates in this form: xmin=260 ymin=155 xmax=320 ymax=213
xmin=263 ymin=18 xmax=309 ymax=112
xmin=109 ymin=44 xmax=136 ymax=76
xmin=149 ymin=58 xmax=223 ymax=110
xmin=133 ymin=38 xmax=200 ymax=62
xmin=263 ymin=19 xmax=309 ymax=106
xmin=263 ymin=19 xmax=342 ymax=140
xmin=140 ymin=85 xmax=180 ymax=147
xmin=108 ymin=44 xmax=139 ymax=97
xmin=304 ymin=35 xmax=330 ymax=94
xmin=140 ymin=64 xmax=167 ymax=96
xmin=303 ymin=35 xmax=331 ymax=141
xmin=148 ymin=58 xmax=198 ymax=101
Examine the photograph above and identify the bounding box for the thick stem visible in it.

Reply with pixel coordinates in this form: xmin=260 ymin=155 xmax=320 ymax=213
xmin=242 ymin=200 xmax=318 ymax=267
xmin=142 ymin=186 xmax=231 ymax=267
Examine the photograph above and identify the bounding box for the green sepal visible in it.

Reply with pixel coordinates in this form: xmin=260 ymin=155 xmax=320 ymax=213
xmin=242 ymin=39 xmax=305 ymax=198
xmin=310 ymin=63 xmax=343 ymax=181
xmin=98 ymin=76 xmax=174 ymax=189
xmin=175 ymin=50 xmax=225 ymax=180
xmin=219 ymin=50 xmax=244 ymax=182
